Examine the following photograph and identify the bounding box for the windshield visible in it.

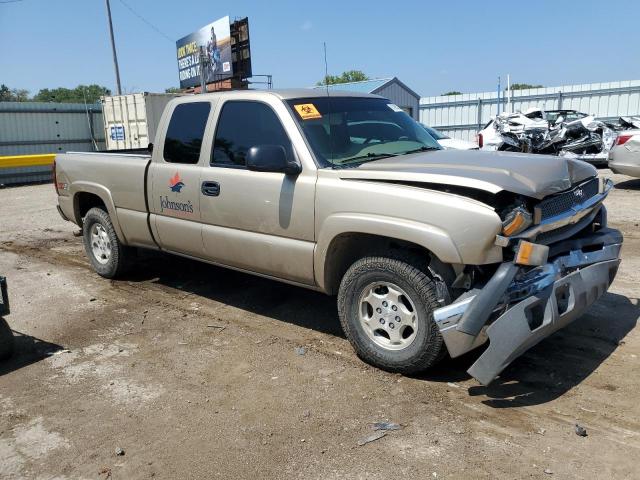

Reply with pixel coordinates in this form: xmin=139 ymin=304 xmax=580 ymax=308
xmin=421 ymin=125 xmax=449 ymax=140
xmin=287 ymin=97 xmax=441 ymax=167
xmin=545 ymin=110 xmax=588 ymax=125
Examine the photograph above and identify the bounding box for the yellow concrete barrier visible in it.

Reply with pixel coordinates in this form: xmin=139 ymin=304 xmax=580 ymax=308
xmin=0 ymin=154 xmax=56 ymax=169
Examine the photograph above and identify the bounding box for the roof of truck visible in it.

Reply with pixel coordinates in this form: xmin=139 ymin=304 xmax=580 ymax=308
xmin=191 ymin=89 xmax=380 ymax=101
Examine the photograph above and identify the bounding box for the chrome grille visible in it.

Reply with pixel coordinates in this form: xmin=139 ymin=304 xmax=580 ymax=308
xmin=536 ymin=178 xmax=599 ymax=221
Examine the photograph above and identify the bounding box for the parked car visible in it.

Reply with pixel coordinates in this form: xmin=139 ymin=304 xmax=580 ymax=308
xmin=421 ymin=125 xmax=478 ymax=150
xmin=608 ymin=129 xmax=640 ymax=178
xmin=54 ymin=90 xmax=622 ymax=385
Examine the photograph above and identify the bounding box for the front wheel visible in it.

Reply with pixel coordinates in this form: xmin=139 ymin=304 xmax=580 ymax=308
xmin=82 ymin=207 xmax=130 ymax=278
xmin=337 ymin=256 xmax=445 ymax=374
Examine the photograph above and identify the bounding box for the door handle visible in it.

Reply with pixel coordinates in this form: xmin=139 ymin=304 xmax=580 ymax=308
xmin=201 ymin=181 xmax=220 ymax=197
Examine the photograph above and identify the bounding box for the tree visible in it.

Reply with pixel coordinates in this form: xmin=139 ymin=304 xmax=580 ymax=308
xmin=0 ymin=84 xmax=11 ymax=101
xmin=33 ymin=84 xmax=111 ymax=103
xmin=442 ymin=91 xmax=462 ymax=96
xmin=165 ymin=87 xmax=182 ymax=93
xmin=508 ymin=83 xmax=543 ymax=91
xmin=0 ymin=84 xmax=30 ymax=102
xmin=316 ymin=70 xmax=370 ymax=86
xmin=12 ymin=89 xmax=29 ymax=101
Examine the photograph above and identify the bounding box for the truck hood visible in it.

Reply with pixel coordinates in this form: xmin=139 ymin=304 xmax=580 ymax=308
xmin=341 ymin=149 xmax=596 ymax=200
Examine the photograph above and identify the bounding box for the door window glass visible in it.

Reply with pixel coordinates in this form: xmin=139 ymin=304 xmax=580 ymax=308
xmin=212 ymin=101 xmax=292 ymax=167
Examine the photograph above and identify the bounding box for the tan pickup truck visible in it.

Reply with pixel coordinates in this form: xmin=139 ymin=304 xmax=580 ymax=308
xmin=54 ymin=90 xmax=622 ymax=385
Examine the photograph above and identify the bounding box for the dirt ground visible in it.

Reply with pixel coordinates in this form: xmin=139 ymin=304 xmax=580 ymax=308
xmin=0 ymin=170 xmax=638 ymax=479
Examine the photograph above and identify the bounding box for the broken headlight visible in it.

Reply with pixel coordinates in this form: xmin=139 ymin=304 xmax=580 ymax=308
xmin=501 ymin=206 xmax=533 ymax=236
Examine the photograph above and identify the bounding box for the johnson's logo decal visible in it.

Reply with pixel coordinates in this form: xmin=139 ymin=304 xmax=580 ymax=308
xmin=169 ymin=172 xmax=185 ymax=192
xmin=159 ymin=196 xmax=194 ymax=214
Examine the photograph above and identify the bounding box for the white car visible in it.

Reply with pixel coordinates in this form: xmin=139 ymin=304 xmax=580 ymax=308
xmin=608 ymin=129 xmax=640 ymax=178
xmin=422 ymin=125 xmax=478 ymax=150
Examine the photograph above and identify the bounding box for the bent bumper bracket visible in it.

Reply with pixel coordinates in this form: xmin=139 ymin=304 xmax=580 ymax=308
xmin=433 ymin=228 xmax=622 ymax=385
xmin=468 ymin=258 xmax=620 ymax=385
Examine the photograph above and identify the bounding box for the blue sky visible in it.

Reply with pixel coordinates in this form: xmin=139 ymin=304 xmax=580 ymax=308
xmin=1 ymin=0 xmax=639 ymax=97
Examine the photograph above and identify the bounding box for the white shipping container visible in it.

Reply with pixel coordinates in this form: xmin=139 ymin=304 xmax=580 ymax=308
xmin=101 ymin=93 xmax=182 ymax=150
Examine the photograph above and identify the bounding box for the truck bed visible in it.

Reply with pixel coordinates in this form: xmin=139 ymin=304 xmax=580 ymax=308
xmin=55 ymin=151 xmax=152 ymax=220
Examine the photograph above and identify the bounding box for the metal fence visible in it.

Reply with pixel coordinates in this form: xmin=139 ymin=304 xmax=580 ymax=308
xmin=0 ymin=101 xmax=105 ymax=185
xmin=419 ymin=80 xmax=640 ymax=142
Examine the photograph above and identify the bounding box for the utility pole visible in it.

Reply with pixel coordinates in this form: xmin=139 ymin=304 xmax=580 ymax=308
xmin=104 ymin=0 xmax=122 ymax=95
xmin=507 ymin=73 xmax=511 ymax=113
xmin=497 ymin=76 xmax=501 ymax=116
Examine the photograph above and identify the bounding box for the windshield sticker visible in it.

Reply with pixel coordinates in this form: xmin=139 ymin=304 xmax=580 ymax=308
xmin=387 ymin=103 xmax=403 ymax=113
xmin=294 ymin=103 xmax=322 ymax=120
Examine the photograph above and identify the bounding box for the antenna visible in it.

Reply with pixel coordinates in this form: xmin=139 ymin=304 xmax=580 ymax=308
xmin=323 ymin=42 xmax=329 ymax=97
xmin=323 ymin=42 xmax=334 ymax=167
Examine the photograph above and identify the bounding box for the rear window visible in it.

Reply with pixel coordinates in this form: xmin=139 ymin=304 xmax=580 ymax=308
xmin=163 ymin=102 xmax=211 ymax=164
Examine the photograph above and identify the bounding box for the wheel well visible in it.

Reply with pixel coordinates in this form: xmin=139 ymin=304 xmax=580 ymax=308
xmin=74 ymin=192 xmax=107 ymax=225
xmin=323 ymin=233 xmax=433 ymax=295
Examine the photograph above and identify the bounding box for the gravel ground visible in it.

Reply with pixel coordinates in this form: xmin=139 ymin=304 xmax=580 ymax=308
xmin=0 ymin=170 xmax=638 ymax=479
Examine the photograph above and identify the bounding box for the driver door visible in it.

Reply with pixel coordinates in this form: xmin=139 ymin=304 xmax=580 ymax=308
xmin=199 ymin=99 xmax=317 ymax=284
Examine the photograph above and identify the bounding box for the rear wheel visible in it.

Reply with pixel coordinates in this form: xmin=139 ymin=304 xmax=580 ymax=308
xmin=82 ymin=207 xmax=130 ymax=278
xmin=337 ymin=256 xmax=446 ymax=374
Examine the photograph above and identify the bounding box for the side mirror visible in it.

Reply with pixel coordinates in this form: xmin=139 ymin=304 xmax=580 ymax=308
xmin=246 ymin=145 xmax=301 ymax=176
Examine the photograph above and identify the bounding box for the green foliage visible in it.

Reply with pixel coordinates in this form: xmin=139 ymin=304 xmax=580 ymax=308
xmin=164 ymin=87 xmax=182 ymax=93
xmin=441 ymin=91 xmax=462 ymax=96
xmin=32 ymin=84 xmax=111 ymax=103
xmin=0 ymin=84 xmax=30 ymax=102
xmin=508 ymin=83 xmax=543 ymax=91
xmin=317 ymin=70 xmax=370 ymax=86
xmin=0 ymin=84 xmax=111 ymax=103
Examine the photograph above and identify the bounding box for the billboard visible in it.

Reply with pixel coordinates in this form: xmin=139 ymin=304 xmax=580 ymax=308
xmin=176 ymin=16 xmax=233 ymax=89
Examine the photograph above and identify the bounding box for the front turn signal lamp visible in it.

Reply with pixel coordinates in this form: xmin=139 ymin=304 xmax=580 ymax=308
xmin=515 ymin=240 xmax=549 ymax=266
xmin=502 ymin=207 xmax=533 ymax=236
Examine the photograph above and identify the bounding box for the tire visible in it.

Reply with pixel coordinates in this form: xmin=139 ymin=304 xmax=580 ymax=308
xmin=337 ymin=256 xmax=445 ymax=374
xmin=0 ymin=317 xmax=14 ymax=361
xmin=82 ymin=207 xmax=130 ymax=278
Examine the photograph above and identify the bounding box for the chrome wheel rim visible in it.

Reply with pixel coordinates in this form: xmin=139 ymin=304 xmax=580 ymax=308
xmin=90 ymin=223 xmax=111 ymax=265
xmin=358 ymin=281 xmax=419 ymax=351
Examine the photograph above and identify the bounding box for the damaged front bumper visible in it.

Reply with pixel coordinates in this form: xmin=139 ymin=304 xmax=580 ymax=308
xmin=433 ymin=228 xmax=622 ymax=385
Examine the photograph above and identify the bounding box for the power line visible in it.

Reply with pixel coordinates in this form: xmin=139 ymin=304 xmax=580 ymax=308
xmin=0 ymin=0 xmax=24 ymax=4
xmin=115 ymin=0 xmax=174 ymax=43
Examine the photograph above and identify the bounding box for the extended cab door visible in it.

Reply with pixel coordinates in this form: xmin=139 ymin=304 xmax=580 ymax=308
xmin=148 ymin=100 xmax=213 ymax=257
xmin=199 ymin=97 xmax=317 ymax=284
